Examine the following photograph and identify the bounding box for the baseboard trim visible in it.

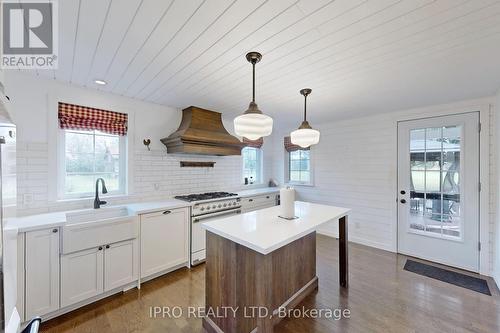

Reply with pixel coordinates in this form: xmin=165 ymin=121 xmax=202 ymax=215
xmin=33 ymin=281 xmax=138 ymax=323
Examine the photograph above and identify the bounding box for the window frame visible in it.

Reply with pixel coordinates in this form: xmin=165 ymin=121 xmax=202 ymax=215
xmin=242 ymin=146 xmax=263 ymax=185
xmin=285 ymin=148 xmax=314 ymax=186
xmin=58 ymin=129 xmax=127 ymax=199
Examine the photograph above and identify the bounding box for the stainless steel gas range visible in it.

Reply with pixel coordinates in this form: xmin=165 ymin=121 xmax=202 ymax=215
xmin=174 ymin=192 xmax=242 ymax=266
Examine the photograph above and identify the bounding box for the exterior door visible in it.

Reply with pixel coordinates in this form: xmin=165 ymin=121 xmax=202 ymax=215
xmin=397 ymin=113 xmax=480 ymax=272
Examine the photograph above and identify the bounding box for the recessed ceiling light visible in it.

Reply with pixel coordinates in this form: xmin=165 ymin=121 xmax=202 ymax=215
xmin=94 ymin=79 xmax=107 ymax=85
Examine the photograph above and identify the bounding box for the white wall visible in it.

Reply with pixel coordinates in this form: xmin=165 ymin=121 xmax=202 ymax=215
xmin=272 ymin=97 xmax=493 ymax=275
xmin=5 ymin=72 xmax=273 ymax=216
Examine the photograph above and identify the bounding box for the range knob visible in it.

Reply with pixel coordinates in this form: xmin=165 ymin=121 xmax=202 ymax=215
xmin=207 ymin=206 xmax=211 ymax=210
xmin=200 ymin=207 xmax=205 ymax=211
xmin=223 ymin=203 xmax=227 ymax=207
xmin=212 ymin=205 xmax=216 ymax=209
xmin=218 ymin=204 xmax=222 ymax=208
xmin=233 ymin=202 xmax=237 ymax=206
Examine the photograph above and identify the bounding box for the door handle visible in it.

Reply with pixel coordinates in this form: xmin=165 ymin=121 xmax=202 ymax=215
xmin=400 ymin=199 xmax=407 ymax=204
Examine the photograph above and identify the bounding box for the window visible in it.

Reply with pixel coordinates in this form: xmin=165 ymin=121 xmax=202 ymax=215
xmin=61 ymin=129 xmax=126 ymax=198
xmin=242 ymin=147 xmax=262 ymax=184
xmin=288 ymin=150 xmax=311 ymax=184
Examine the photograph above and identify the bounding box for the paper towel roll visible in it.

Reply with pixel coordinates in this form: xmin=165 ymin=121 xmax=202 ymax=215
xmin=280 ymin=187 xmax=295 ymax=219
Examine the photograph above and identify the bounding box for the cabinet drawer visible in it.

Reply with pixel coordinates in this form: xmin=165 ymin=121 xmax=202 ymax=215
xmin=61 ymin=217 xmax=138 ymax=254
xmin=241 ymin=194 xmax=277 ymax=209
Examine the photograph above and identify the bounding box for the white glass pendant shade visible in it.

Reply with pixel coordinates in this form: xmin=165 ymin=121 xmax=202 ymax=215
xmin=234 ymin=51 xmax=273 ymax=140
xmin=291 ymin=127 xmax=320 ymax=148
xmin=234 ymin=112 xmax=273 ymax=140
xmin=290 ymin=88 xmax=320 ymax=148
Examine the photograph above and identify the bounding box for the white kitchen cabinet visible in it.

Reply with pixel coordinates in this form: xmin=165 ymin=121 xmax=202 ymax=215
xmin=61 ymin=247 xmax=104 ymax=308
xmin=104 ymin=239 xmax=138 ymax=291
xmin=140 ymin=208 xmax=188 ymax=279
xmin=25 ymin=228 xmax=60 ymax=319
xmin=241 ymin=193 xmax=278 ymax=213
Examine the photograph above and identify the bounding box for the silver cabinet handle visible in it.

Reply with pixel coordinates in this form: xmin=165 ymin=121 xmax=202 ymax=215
xmin=193 ymin=209 xmax=241 ymax=223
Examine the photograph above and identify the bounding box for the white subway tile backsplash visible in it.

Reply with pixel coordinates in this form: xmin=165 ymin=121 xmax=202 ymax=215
xmin=16 ymin=143 xmax=273 ymax=216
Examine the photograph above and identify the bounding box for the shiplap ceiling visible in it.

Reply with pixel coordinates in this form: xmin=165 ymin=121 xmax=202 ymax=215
xmin=32 ymin=0 xmax=500 ymax=125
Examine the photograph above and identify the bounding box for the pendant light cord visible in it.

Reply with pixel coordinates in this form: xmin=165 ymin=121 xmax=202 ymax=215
xmin=303 ymin=94 xmax=307 ymax=122
xmin=252 ymin=61 xmax=256 ymax=103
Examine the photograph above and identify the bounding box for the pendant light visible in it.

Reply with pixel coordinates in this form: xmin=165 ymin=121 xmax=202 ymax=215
xmin=290 ymin=88 xmax=320 ymax=148
xmin=234 ymin=52 xmax=273 ymax=140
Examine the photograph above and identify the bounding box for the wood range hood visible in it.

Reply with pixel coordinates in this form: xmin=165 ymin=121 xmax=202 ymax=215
xmin=161 ymin=106 xmax=246 ymax=156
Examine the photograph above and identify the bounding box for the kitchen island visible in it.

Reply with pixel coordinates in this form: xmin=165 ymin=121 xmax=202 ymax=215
xmin=201 ymin=201 xmax=350 ymax=333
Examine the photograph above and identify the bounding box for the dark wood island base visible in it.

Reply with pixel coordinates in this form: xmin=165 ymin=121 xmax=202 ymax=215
xmin=202 ymin=203 xmax=350 ymax=333
xmin=203 ymin=231 xmax=319 ymax=333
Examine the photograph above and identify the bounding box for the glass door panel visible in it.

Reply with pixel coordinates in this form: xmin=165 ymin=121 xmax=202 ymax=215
xmin=409 ymin=125 xmax=462 ymax=239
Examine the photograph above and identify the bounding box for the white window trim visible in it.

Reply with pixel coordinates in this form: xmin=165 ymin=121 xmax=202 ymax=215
xmin=242 ymin=147 xmax=263 ymax=185
xmin=57 ymin=129 xmax=127 ymax=199
xmin=285 ymin=148 xmax=314 ymax=187
xmin=47 ymin=95 xmax=135 ymax=204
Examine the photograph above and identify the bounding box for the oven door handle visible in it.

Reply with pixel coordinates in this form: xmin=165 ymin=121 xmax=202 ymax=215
xmin=193 ymin=209 xmax=241 ymax=223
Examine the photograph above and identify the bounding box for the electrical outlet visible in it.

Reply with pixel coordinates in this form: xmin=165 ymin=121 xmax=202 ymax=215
xmin=23 ymin=193 xmax=34 ymax=206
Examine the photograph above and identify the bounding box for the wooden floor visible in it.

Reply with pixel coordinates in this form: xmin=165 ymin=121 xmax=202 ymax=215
xmin=41 ymin=235 xmax=500 ymax=333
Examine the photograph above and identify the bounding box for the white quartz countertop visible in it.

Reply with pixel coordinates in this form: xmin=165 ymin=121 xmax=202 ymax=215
xmin=202 ymin=201 xmax=350 ymax=255
xmin=5 ymin=199 xmax=191 ymax=233
xmin=5 ymin=188 xmax=280 ymax=233
xmin=126 ymin=199 xmax=190 ymax=215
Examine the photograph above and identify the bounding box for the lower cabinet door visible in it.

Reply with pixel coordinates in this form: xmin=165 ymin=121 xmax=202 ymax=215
xmin=25 ymin=228 xmax=60 ymax=319
xmin=104 ymin=239 xmax=138 ymax=292
xmin=61 ymin=247 xmax=104 ymax=308
xmin=140 ymin=209 xmax=188 ymax=278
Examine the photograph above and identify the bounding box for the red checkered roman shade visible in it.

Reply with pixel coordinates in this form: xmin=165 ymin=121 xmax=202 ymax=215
xmin=284 ymin=136 xmax=309 ymax=152
xmin=243 ymin=137 xmax=263 ymax=149
xmin=58 ymin=102 xmax=128 ymax=136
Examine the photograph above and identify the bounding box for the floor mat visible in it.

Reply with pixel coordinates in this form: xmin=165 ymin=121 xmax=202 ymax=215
xmin=403 ymin=259 xmax=491 ymax=296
